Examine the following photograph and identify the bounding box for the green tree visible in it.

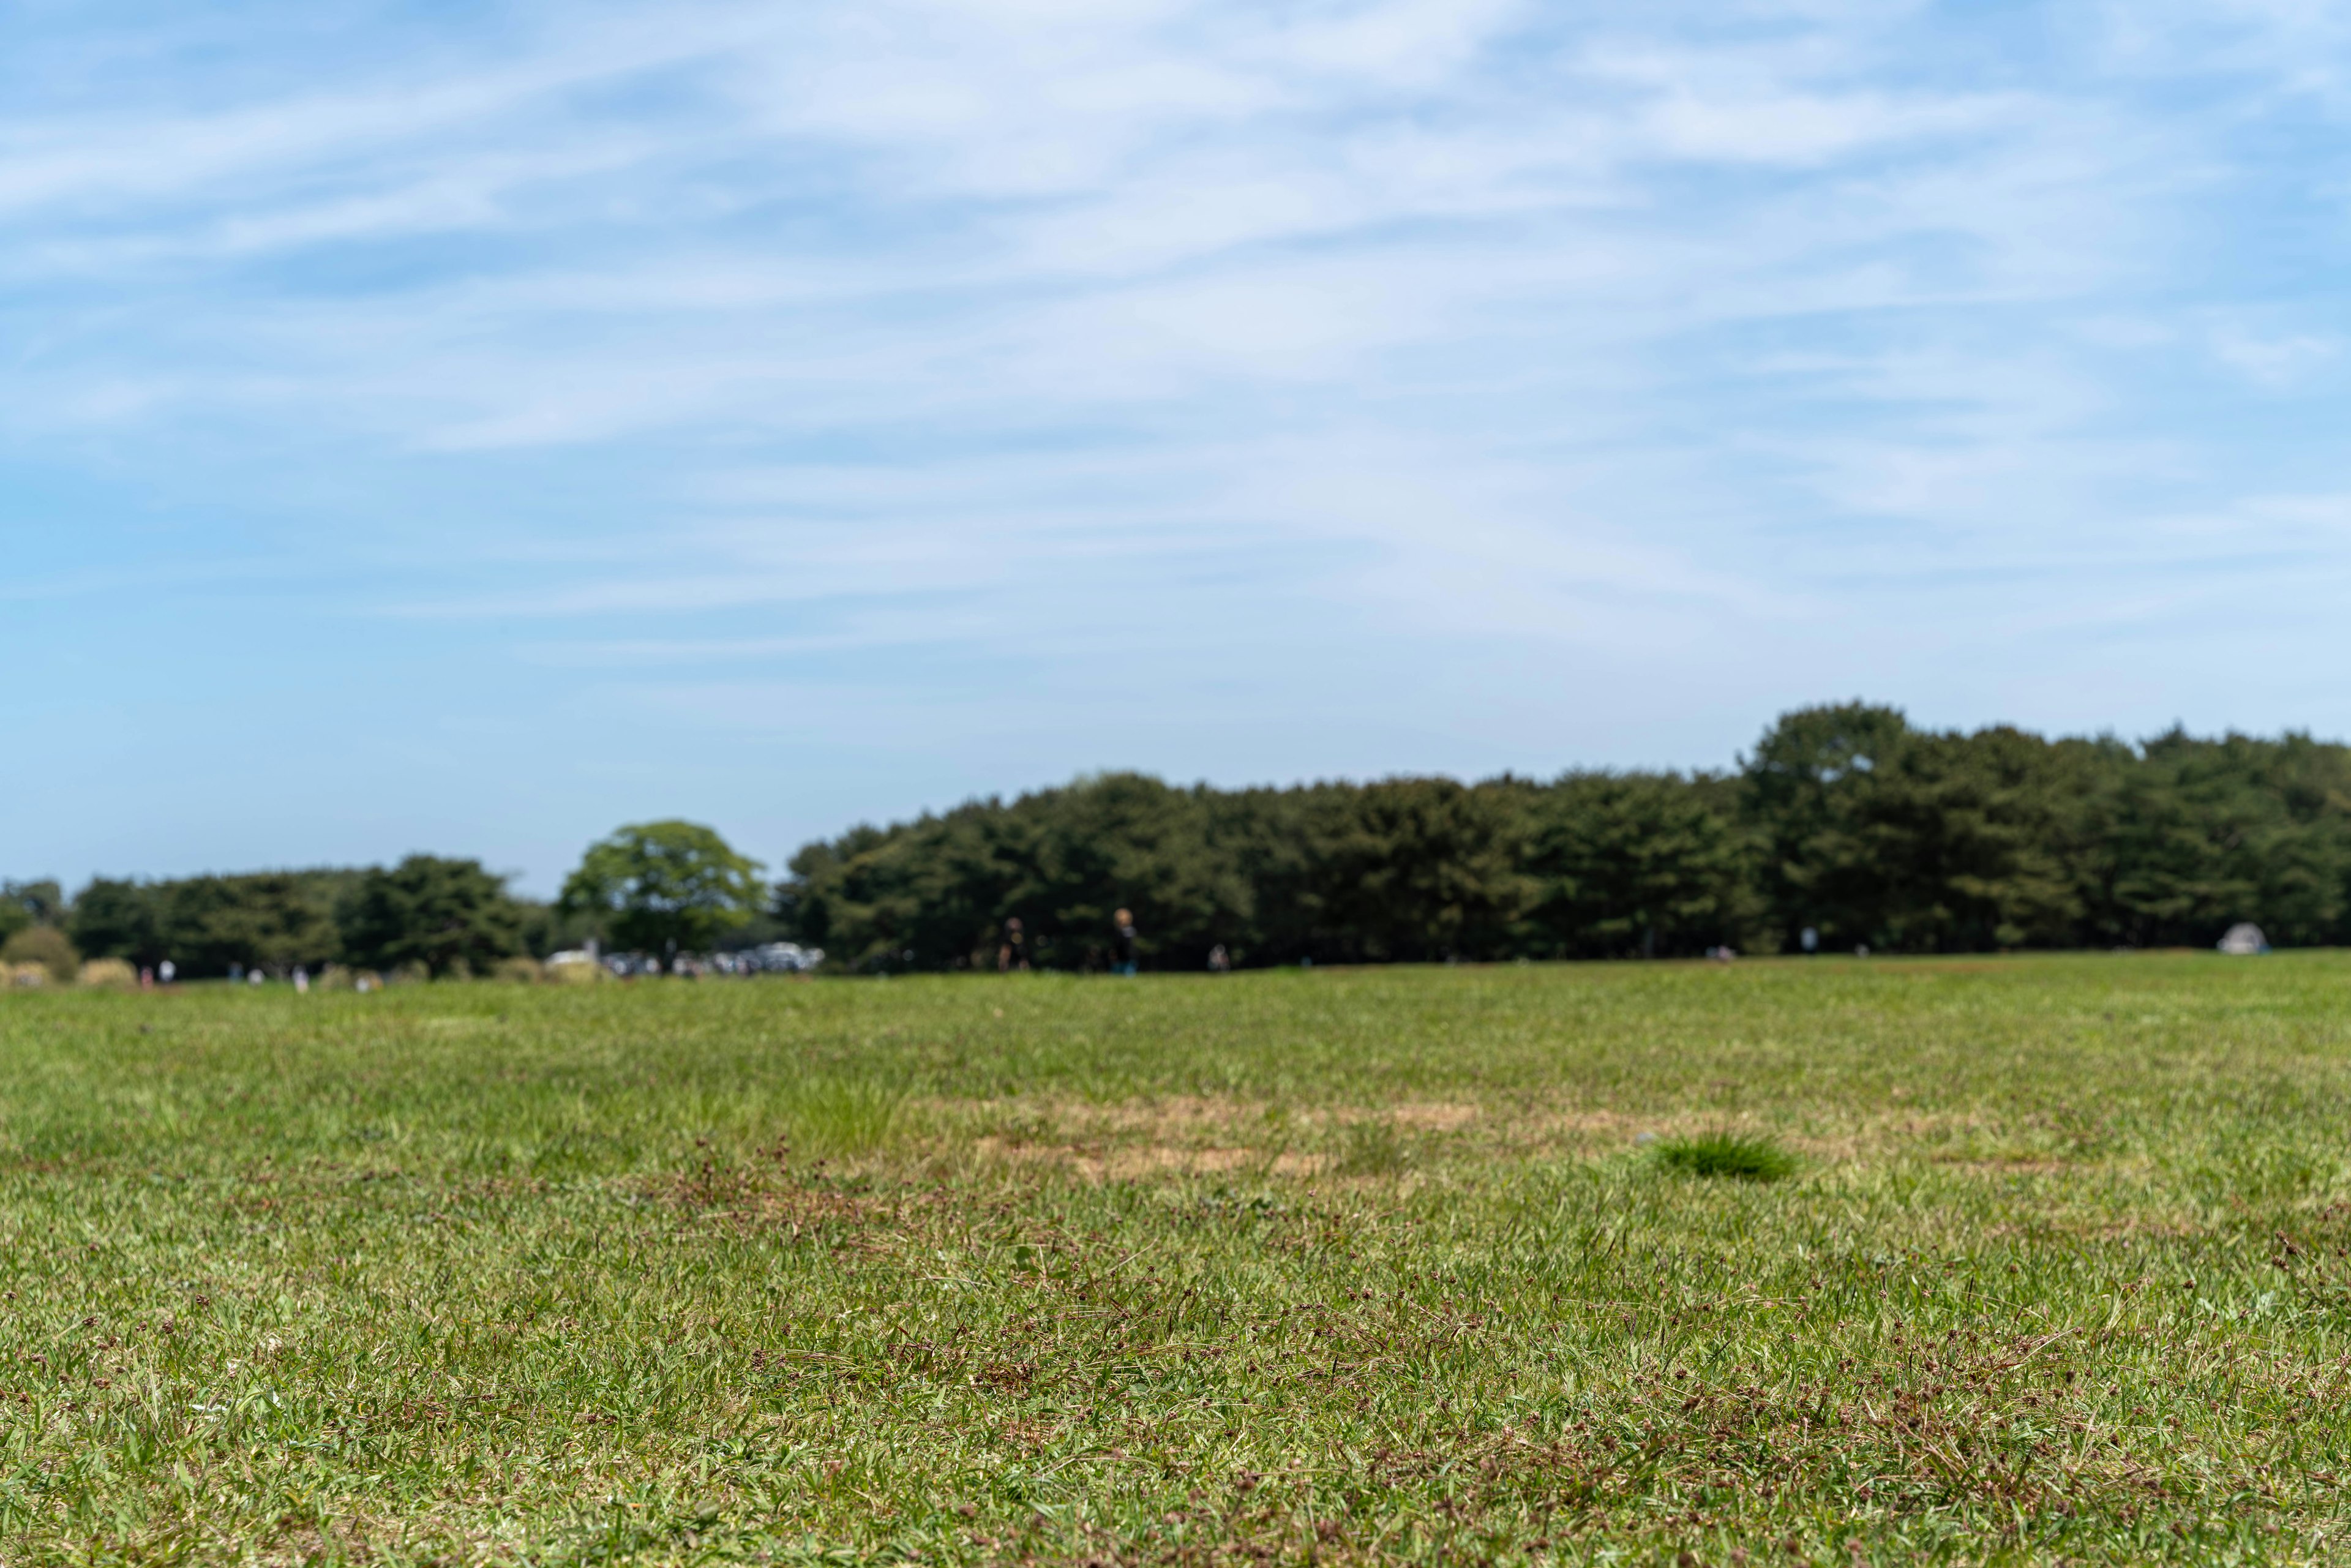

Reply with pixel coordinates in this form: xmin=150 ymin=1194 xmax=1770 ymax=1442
xmin=1286 ymin=778 xmax=1526 ymax=963
xmin=68 ymin=879 xmax=162 ymax=966
xmin=1519 ymin=771 xmax=1759 ymax=958
xmin=339 ymin=855 xmax=527 ymax=978
xmin=1742 ymin=710 xmax=2117 ymax=953
xmin=154 ymin=872 xmax=345 ymax=976
xmin=560 ymin=822 xmax=765 ymax=960
xmin=1739 ymin=701 xmax=1914 ymax=950
xmin=1019 ymin=775 xmax=1253 ymax=970
xmin=2083 ymin=730 xmax=2351 ymax=947
xmin=1844 ymin=727 xmax=2104 ymax=951
xmin=0 ymin=879 xmax=64 ymax=945
xmin=783 ymin=776 xmax=1256 ymax=972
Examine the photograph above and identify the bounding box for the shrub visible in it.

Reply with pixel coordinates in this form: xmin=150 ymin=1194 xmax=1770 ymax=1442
xmin=77 ymin=958 xmax=138 ymax=991
xmin=492 ymin=956 xmax=544 ymax=985
xmin=546 ymin=956 xmax=607 ymax=985
xmin=1655 ymin=1131 xmax=1798 ymax=1181
xmin=1 ymin=926 xmax=78 ymax=987
xmin=6 ymin=963 xmax=48 ymax=988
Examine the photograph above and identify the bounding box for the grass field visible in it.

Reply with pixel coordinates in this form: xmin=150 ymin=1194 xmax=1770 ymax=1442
xmin=5 ymin=954 xmax=2351 ymax=1566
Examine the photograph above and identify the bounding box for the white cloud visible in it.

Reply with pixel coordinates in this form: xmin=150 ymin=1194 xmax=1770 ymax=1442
xmin=2210 ymin=326 xmax=2339 ymax=387
xmin=6 ymin=0 xmax=2351 ymax=820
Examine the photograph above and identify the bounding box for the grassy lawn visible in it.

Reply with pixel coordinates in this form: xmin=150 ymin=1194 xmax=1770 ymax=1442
xmin=5 ymin=954 xmax=2351 ymax=1565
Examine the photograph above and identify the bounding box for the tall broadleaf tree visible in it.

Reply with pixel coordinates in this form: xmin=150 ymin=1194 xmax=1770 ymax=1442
xmin=560 ymin=822 xmax=767 ymax=959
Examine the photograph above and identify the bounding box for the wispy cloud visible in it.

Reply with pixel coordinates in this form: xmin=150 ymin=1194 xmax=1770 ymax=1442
xmin=7 ymin=0 xmax=2351 ymax=883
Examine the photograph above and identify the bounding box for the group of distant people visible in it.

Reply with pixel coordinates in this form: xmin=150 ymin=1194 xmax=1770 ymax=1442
xmin=994 ymin=909 xmax=1231 ymax=976
xmin=141 ymin=961 xmax=329 ymax=990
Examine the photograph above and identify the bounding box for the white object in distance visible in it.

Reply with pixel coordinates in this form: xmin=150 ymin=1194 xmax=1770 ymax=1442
xmin=2216 ymin=923 xmax=2270 ymax=956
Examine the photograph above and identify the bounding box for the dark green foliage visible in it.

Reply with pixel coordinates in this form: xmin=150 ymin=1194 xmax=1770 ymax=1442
xmin=64 ymin=870 xmax=355 ymax=977
xmin=1655 ymin=1131 xmax=1798 ymax=1180
xmin=157 ymin=872 xmax=350 ymax=976
xmin=339 ymin=855 xmax=527 ymax=978
xmin=1517 ymin=770 xmax=1757 ymax=958
xmin=1740 ymin=700 xmax=1912 ymax=952
xmin=1283 ymin=778 xmax=1526 ymax=963
xmin=66 ymin=878 xmax=161 ymax=966
xmin=0 ymin=880 xmax=64 ymax=940
xmin=787 ymin=775 xmax=1256 ymax=972
xmin=2083 ymin=730 xmax=2351 ymax=948
xmin=1744 ymin=715 xmax=2112 ymax=953
xmin=1742 ymin=708 xmax=2351 ymax=953
xmin=781 ymin=705 xmax=2351 ymax=969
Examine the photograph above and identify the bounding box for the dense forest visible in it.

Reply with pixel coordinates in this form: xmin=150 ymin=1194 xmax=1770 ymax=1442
xmin=12 ymin=703 xmax=2351 ymax=978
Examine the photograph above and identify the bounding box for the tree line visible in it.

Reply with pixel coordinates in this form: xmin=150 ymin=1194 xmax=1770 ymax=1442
xmin=784 ymin=703 xmax=2351 ymax=969
xmin=10 ymin=703 xmax=2350 ymax=979
xmin=6 ymin=822 xmax=774 ymax=981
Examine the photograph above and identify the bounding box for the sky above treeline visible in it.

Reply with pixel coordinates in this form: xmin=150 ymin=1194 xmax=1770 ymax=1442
xmin=9 ymin=0 xmax=2351 ymax=894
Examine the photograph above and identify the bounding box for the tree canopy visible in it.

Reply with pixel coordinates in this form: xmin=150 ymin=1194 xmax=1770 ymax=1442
xmin=558 ymin=821 xmax=766 ymax=958
xmin=340 ymin=855 xmax=527 ymax=978
xmin=779 ymin=707 xmax=2351 ymax=969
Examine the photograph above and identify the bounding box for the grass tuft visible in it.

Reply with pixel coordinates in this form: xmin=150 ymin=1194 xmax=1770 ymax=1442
xmin=782 ymin=1077 xmax=905 ymax=1155
xmin=1335 ymin=1117 xmax=1409 ymax=1176
xmin=1655 ymin=1129 xmax=1798 ymax=1180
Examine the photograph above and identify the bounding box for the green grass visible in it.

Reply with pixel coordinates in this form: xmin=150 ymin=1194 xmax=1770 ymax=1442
xmin=4 ymin=953 xmax=2351 ymax=1564
xmin=1655 ymin=1133 xmax=1799 ymax=1182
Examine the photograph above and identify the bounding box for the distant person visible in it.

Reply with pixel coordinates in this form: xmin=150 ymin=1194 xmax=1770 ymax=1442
xmin=998 ymin=917 xmax=1032 ymax=972
xmin=294 ymin=966 xmax=310 ymax=994
xmin=158 ymin=959 xmax=176 ymax=985
xmin=248 ymin=969 xmax=264 ymax=986
xmin=1207 ymin=944 xmax=1230 ymax=974
xmin=1112 ymin=909 xmax=1139 ymax=977
xmin=228 ymin=962 xmax=244 ymax=984
xmin=140 ymin=966 xmax=154 ymax=990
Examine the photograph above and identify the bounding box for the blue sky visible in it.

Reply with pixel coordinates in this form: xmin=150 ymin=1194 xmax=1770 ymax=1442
xmin=9 ymin=0 xmax=2351 ymax=894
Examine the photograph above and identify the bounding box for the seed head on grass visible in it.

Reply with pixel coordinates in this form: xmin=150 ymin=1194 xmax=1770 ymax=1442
xmin=1655 ymin=1131 xmax=1798 ymax=1181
